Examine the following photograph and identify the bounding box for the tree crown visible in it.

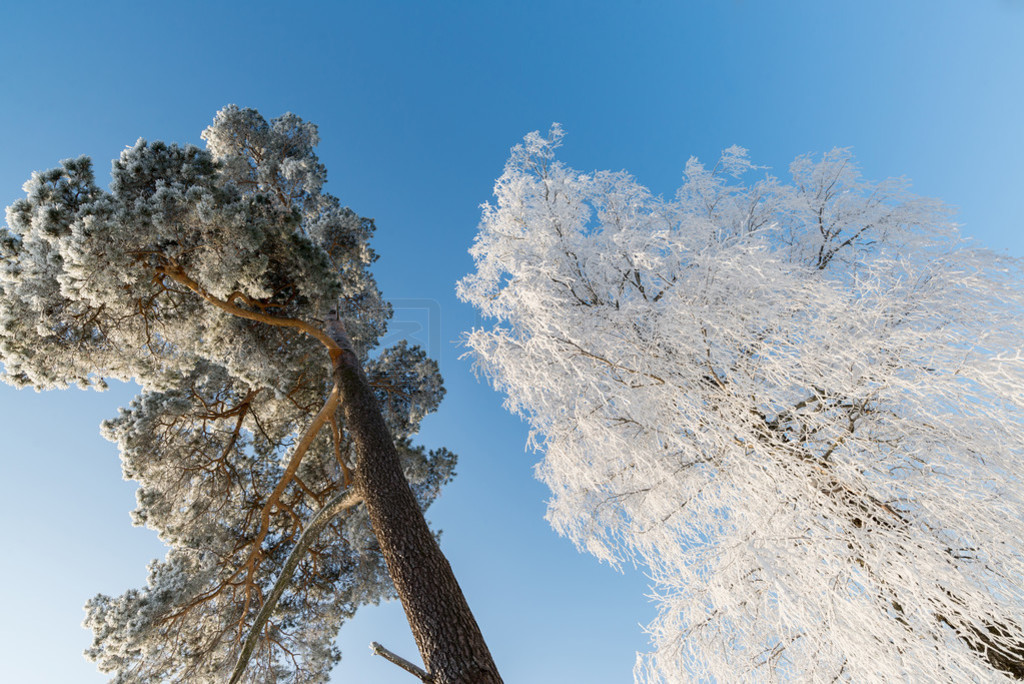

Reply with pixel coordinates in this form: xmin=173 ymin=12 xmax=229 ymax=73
xmin=460 ymin=128 xmax=1024 ymax=682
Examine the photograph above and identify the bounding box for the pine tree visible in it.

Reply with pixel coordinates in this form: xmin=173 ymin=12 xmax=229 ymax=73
xmin=0 ymin=106 xmax=500 ymax=683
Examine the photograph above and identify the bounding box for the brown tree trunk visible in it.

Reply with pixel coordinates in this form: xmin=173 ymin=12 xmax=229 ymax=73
xmin=332 ymin=346 xmax=503 ymax=684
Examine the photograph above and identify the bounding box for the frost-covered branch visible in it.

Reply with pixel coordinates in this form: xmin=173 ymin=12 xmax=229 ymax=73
xmin=230 ymin=487 xmax=364 ymax=684
xmin=156 ymin=263 xmax=344 ymax=354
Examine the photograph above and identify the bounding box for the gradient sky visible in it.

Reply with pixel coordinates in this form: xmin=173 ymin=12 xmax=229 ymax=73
xmin=1 ymin=2 xmax=1022 ymax=682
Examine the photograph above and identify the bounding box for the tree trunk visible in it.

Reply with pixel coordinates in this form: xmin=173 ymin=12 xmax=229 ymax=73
xmin=332 ymin=345 xmax=503 ymax=684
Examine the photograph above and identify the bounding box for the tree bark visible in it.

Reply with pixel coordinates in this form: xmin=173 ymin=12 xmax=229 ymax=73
xmin=332 ymin=344 xmax=503 ymax=683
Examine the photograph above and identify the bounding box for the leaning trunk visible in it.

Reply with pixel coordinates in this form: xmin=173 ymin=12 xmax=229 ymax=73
xmin=332 ymin=345 xmax=503 ymax=683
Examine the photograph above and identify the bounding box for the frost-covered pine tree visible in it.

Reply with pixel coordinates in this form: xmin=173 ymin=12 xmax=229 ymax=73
xmin=459 ymin=127 xmax=1024 ymax=682
xmin=0 ymin=106 xmax=501 ymax=684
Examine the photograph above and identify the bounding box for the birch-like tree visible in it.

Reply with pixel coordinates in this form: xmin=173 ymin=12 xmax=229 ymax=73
xmin=459 ymin=127 xmax=1024 ymax=682
xmin=0 ymin=107 xmax=500 ymax=683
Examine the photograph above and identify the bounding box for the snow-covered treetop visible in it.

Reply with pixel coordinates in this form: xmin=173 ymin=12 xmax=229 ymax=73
xmin=1 ymin=105 xmax=388 ymax=392
xmin=460 ymin=128 xmax=1024 ymax=682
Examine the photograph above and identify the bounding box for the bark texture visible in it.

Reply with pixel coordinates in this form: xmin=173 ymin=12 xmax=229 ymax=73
xmin=333 ymin=348 xmax=503 ymax=684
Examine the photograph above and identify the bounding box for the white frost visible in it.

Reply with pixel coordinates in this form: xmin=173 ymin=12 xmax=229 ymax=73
xmin=460 ymin=129 xmax=1024 ymax=682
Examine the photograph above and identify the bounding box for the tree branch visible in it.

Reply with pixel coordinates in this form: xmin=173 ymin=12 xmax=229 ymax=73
xmin=229 ymin=487 xmax=364 ymax=684
xmin=156 ymin=264 xmax=342 ymax=354
xmin=370 ymin=641 xmax=433 ymax=682
xmin=247 ymin=386 xmax=340 ymax=558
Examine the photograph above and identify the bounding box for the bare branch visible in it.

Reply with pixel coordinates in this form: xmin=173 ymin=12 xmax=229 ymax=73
xmin=370 ymin=642 xmax=433 ymax=683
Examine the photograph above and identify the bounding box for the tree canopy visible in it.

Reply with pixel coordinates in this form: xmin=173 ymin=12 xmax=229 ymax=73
xmin=460 ymin=128 xmax=1024 ymax=681
xmin=0 ymin=107 xmax=462 ymax=682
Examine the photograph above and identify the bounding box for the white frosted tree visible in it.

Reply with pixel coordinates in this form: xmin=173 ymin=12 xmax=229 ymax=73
xmin=0 ymin=107 xmax=501 ymax=683
xmin=459 ymin=128 xmax=1024 ymax=682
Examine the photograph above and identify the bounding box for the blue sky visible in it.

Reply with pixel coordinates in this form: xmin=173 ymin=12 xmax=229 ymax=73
xmin=0 ymin=2 xmax=1022 ymax=682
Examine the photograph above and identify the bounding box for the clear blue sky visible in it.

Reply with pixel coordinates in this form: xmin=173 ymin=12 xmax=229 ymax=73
xmin=1 ymin=2 xmax=1022 ymax=682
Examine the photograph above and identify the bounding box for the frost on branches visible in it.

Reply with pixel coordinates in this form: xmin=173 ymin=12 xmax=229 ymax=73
xmin=0 ymin=107 xmax=456 ymax=682
xmin=459 ymin=128 xmax=1024 ymax=682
